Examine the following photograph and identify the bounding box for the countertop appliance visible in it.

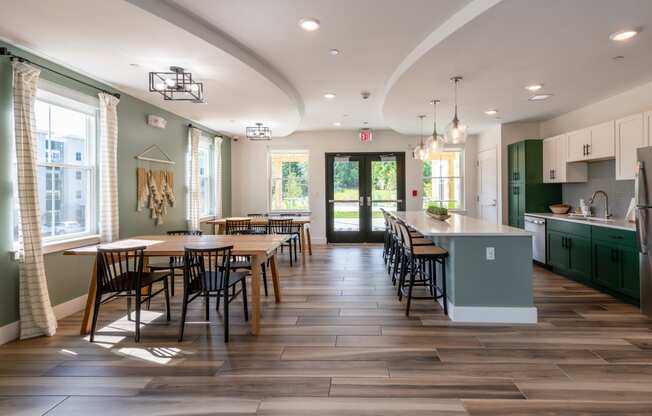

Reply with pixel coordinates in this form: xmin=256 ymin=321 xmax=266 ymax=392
xmin=524 ymin=215 xmax=546 ymax=263
xmin=636 ymin=146 xmax=652 ymax=317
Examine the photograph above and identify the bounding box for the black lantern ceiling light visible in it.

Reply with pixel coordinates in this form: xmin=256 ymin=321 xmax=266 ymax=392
xmin=246 ymin=122 xmax=272 ymax=141
xmin=149 ymin=66 xmax=204 ymax=103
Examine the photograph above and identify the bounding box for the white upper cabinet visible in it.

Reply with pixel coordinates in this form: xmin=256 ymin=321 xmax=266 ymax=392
xmin=567 ymin=128 xmax=591 ymax=162
xmin=542 ymin=137 xmax=556 ymax=183
xmin=542 ymin=134 xmax=587 ymax=183
xmin=566 ymin=121 xmax=614 ymax=162
xmin=616 ymin=113 xmax=646 ymax=180
xmin=588 ymin=120 xmax=615 ymax=160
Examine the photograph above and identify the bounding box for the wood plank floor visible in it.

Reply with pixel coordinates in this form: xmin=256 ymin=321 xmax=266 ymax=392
xmin=2 ymin=245 xmax=652 ymax=415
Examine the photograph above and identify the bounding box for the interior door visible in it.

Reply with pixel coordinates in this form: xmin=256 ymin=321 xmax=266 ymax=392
xmin=326 ymin=153 xmax=405 ymax=243
xmin=477 ymin=148 xmax=497 ymax=223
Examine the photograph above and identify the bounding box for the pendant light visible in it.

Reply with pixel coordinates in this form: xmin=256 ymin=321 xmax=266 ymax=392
xmin=413 ymin=115 xmax=427 ymax=160
xmin=444 ymin=76 xmax=468 ymax=145
xmin=426 ymin=99 xmax=444 ymax=155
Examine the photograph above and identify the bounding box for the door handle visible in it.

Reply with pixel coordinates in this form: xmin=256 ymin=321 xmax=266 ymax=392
xmin=366 ymin=196 xmax=371 ymax=206
xmin=586 ymin=144 xmax=590 ymax=155
xmin=359 ymin=196 xmax=364 ymax=207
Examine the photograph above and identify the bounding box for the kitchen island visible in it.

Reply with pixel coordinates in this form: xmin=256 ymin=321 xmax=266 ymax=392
xmin=396 ymin=211 xmax=536 ymax=323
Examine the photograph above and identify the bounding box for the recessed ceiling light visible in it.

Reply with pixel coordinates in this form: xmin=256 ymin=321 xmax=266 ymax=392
xmin=129 ymin=63 xmax=139 ymax=67
xmin=613 ymin=55 xmax=625 ymax=62
xmin=333 ymin=122 xmax=342 ymax=127
xmin=299 ymin=18 xmax=320 ymax=31
xmin=323 ymin=92 xmax=336 ymax=99
xmin=525 ymin=84 xmax=543 ymax=92
xmin=529 ymin=94 xmax=553 ymax=101
xmin=609 ymin=29 xmax=638 ymax=41
xmin=485 ymin=109 xmax=498 ymax=115
xmin=329 ymin=49 xmax=340 ymax=56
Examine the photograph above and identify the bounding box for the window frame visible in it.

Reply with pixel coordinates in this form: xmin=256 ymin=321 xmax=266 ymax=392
xmin=421 ymin=149 xmax=465 ymax=211
xmin=13 ymin=85 xmax=100 ymax=252
xmin=197 ymin=135 xmax=216 ymax=220
xmin=267 ymin=149 xmax=310 ymax=213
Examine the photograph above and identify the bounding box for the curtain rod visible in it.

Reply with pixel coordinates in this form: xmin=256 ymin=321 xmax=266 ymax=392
xmin=0 ymin=47 xmax=121 ymax=99
xmin=188 ymin=123 xmax=222 ymax=137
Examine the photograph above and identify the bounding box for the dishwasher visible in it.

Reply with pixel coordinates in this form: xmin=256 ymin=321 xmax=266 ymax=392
xmin=524 ymin=215 xmax=546 ymax=264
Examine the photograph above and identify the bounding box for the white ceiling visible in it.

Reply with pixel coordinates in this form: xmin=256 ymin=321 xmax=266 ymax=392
xmin=384 ymin=0 xmax=652 ymax=135
xmin=1 ymin=0 xmax=652 ymax=138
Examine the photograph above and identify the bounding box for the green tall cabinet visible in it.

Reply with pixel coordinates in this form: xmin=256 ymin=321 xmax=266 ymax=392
xmin=508 ymin=140 xmax=562 ymax=228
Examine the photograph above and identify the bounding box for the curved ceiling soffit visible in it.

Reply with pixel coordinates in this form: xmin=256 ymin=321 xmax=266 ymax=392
xmin=125 ymin=0 xmax=305 ymax=129
xmin=379 ymin=0 xmax=504 ymax=128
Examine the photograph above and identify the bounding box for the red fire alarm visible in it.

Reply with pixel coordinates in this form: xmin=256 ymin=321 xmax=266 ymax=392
xmin=412 ymin=190 xmax=418 ymax=197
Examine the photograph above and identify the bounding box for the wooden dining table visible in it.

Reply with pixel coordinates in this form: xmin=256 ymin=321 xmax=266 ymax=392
xmin=64 ymin=234 xmax=290 ymax=336
xmin=208 ymin=216 xmax=312 ymax=263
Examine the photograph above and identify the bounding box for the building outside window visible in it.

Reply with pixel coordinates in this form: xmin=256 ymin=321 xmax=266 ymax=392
xmin=422 ymin=150 xmax=464 ymax=210
xmin=269 ymin=150 xmax=309 ymax=212
xmin=14 ymin=88 xmax=98 ymax=243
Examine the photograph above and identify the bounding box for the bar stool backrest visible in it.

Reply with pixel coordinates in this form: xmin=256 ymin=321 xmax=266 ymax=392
xmin=396 ymin=220 xmax=414 ymax=253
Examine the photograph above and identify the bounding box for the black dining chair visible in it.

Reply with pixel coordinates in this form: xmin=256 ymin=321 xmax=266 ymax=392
xmin=90 ymin=246 xmax=171 ymax=343
xmin=179 ymin=244 xmax=248 ymax=343
xmin=148 ymin=230 xmax=203 ymax=299
xmin=225 ymin=218 xmax=269 ymax=296
xmin=268 ymin=218 xmax=299 ymax=266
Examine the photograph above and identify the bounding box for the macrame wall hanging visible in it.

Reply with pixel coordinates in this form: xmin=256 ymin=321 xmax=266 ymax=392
xmin=135 ymin=145 xmax=176 ymax=225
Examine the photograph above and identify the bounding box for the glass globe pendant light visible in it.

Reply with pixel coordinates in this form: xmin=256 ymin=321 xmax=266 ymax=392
xmin=413 ymin=115 xmax=427 ymax=160
xmin=444 ymin=76 xmax=468 ymax=145
xmin=426 ymin=99 xmax=444 ymax=155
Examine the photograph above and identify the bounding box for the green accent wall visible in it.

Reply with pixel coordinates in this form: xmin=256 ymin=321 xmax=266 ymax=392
xmin=0 ymin=41 xmax=231 ymax=327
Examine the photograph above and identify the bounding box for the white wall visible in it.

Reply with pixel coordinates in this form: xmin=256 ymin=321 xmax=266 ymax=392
xmin=231 ymin=129 xmax=477 ymax=243
xmin=540 ymin=80 xmax=652 ymax=138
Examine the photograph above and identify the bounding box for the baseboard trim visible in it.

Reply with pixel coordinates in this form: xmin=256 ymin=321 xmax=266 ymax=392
xmin=0 ymin=321 xmax=20 ymax=346
xmin=448 ymin=301 xmax=537 ymax=323
xmin=0 ymin=293 xmax=88 ymax=345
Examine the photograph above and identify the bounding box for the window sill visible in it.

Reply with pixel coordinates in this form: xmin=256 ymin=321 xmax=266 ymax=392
xmin=42 ymin=235 xmax=100 ymax=255
xmin=11 ymin=235 xmax=101 ymax=260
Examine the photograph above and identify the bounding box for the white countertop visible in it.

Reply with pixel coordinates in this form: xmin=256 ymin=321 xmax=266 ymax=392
xmin=395 ymin=211 xmax=531 ymax=237
xmin=525 ymin=212 xmax=636 ymax=232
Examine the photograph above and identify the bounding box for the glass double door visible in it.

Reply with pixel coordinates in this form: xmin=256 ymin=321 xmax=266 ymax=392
xmin=326 ymin=153 xmax=405 ymax=243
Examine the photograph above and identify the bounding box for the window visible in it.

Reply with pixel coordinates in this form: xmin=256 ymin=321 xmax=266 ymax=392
xmin=198 ymin=136 xmax=215 ymax=218
xmin=422 ymin=151 xmax=464 ymax=210
xmin=269 ymin=151 xmax=309 ymax=212
xmin=14 ymin=89 xmax=98 ymax=243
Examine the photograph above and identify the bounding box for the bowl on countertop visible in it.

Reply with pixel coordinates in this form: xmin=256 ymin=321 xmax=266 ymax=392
xmin=549 ymin=204 xmax=571 ymax=215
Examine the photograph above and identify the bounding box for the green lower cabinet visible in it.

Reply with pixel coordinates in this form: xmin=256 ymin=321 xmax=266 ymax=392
xmin=546 ymin=219 xmax=640 ymax=304
xmin=617 ymin=247 xmax=640 ymax=300
xmin=592 ymin=242 xmax=622 ymax=291
xmin=568 ymin=235 xmax=591 ymax=280
xmin=547 ymin=231 xmax=569 ymax=269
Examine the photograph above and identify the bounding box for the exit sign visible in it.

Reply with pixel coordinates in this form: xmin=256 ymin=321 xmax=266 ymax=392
xmin=359 ymin=128 xmax=373 ymax=142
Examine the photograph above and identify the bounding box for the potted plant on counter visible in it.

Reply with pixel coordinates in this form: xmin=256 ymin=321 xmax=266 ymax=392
xmin=426 ymin=202 xmax=451 ymax=221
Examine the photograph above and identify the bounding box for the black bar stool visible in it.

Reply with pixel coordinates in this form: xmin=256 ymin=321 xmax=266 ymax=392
xmin=396 ymin=220 xmax=448 ymax=317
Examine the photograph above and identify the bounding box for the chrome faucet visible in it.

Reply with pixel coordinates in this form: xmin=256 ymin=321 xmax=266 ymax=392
xmin=588 ymin=190 xmax=611 ymax=219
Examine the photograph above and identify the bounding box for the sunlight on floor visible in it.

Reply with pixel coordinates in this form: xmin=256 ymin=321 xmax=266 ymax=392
xmin=76 ymin=310 xmax=184 ymax=364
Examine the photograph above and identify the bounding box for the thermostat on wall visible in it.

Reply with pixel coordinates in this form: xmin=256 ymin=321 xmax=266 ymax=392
xmin=147 ymin=114 xmax=167 ymax=129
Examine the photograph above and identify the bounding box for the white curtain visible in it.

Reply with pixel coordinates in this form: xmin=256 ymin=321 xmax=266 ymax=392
xmin=187 ymin=127 xmax=201 ymax=230
xmin=12 ymin=61 xmax=57 ymax=339
xmin=214 ymin=136 xmax=223 ymax=218
xmin=98 ymin=93 xmax=120 ymax=243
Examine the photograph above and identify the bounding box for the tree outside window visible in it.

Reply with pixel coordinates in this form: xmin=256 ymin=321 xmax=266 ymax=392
xmin=269 ymin=151 xmax=309 ymax=212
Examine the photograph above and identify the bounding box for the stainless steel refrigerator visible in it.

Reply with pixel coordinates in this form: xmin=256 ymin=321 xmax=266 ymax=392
xmin=636 ymin=146 xmax=652 ymax=317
